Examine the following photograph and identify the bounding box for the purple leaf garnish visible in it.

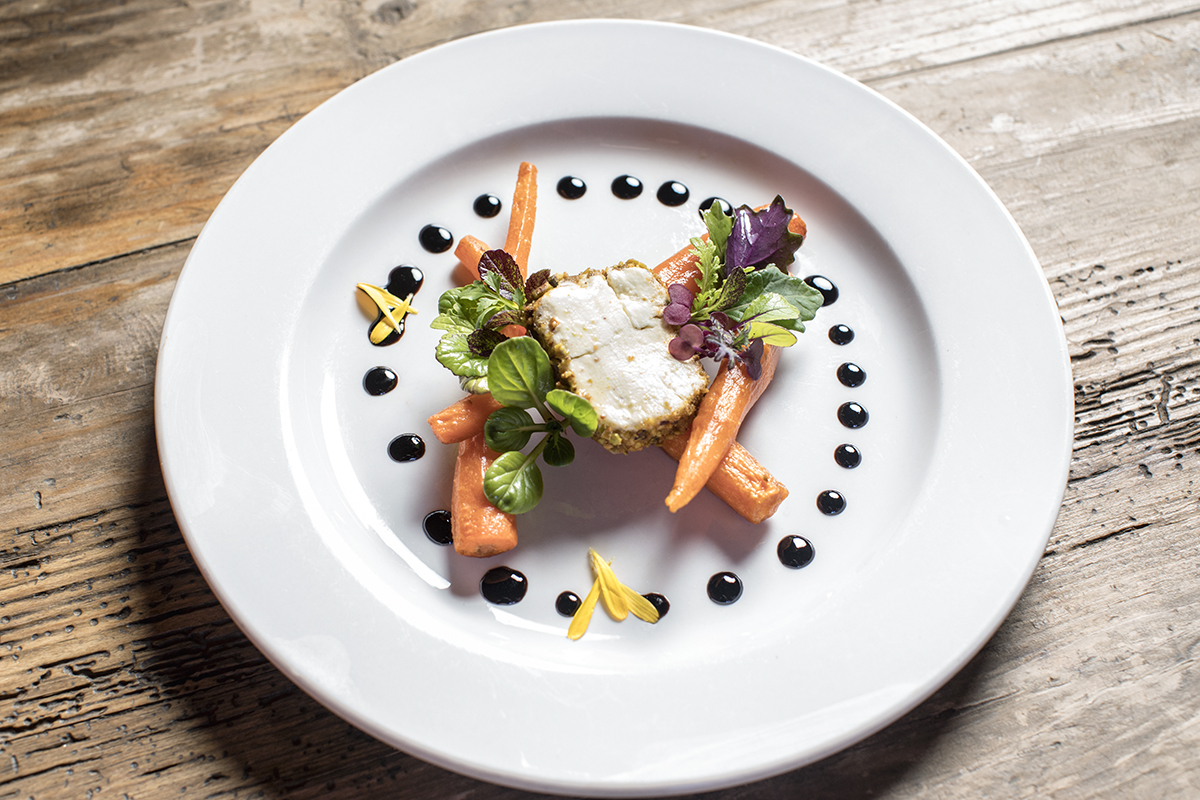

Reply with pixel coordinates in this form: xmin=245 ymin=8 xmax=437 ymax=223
xmin=667 ymin=283 xmax=694 ymax=307
xmin=663 ymin=303 xmax=692 ymax=326
xmin=725 ymin=196 xmax=803 ymax=273
xmin=478 ymin=249 xmax=525 ymax=300
xmin=467 ymin=327 xmax=507 ymax=358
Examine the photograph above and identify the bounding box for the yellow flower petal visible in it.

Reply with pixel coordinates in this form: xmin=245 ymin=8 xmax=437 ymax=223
xmin=567 ymin=579 xmax=601 ymax=640
xmin=590 ymin=549 xmax=629 ymax=620
xmin=621 ymin=585 xmax=660 ymax=624
xmin=356 ymin=283 xmax=418 ymax=341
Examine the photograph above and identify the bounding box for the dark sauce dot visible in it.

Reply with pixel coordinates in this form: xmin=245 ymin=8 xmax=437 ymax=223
xmin=418 ymin=225 xmax=453 ymax=253
xmin=481 ymin=567 xmax=528 ymax=605
xmin=829 ymin=324 xmax=855 ymax=345
xmin=837 ymin=362 xmax=866 ymax=388
xmin=777 ymin=535 xmax=816 ymax=569
xmin=643 ymin=593 xmax=670 ymax=618
xmin=657 ymin=180 xmax=690 ymax=207
xmin=834 ymin=443 xmax=862 ymax=469
xmin=837 ymin=402 xmax=869 ymax=429
xmin=817 ymin=490 xmax=846 ymax=516
xmin=363 ymin=367 xmax=397 ymax=396
xmin=611 ymin=175 xmax=643 ymax=199
xmin=805 ymin=275 xmax=839 ymax=306
xmin=386 ymin=265 xmax=424 ymax=298
xmin=557 ymin=176 xmax=587 ymax=199
xmin=707 ymin=572 xmax=743 ymax=605
xmin=387 ymin=434 xmax=425 ymax=462
xmin=699 ymin=196 xmax=732 ymax=216
xmin=473 ymin=193 xmax=502 ymax=218
xmin=422 ymin=510 xmax=453 ymax=545
xmin=555 ymin=591 xmax=581 ymax=617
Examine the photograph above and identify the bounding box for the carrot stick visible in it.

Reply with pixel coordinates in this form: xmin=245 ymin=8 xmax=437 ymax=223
xmin=428 ymin=393 xmax=504 ymax=444
xmin=665 ymin=343 xmax=782 ymax=513
xmin=451 ymin=433 xmax=518 ymax=557
xmin=454 ymin=235 xmax=490 ymax=281
xmin=504 ymin=162 xmax=537 ymax=276
xmin=659 ymin=434 xmax=788 ymax=523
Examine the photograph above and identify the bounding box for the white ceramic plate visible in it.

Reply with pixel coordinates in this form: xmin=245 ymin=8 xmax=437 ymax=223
xmin=155 ymin=20 xmax=1072 ymax=797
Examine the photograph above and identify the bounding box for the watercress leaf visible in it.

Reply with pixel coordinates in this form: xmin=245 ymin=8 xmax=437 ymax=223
xmin=542 ymin=433 xmax=575 ymax=467
xmin=487 ymin=336 xmax=554 ymax=409
xmin=484 ymin=450 xmax=544 ymax=514
xmin=467 ymin=327 xmax=507 ymax=357
xmin=701 ymin=200 xmax=733 ymax=257
xmin=726 ymin=196 xmax=804 ymax=273
xmin=483 ymin=407 xmax=536 ymax=452
xmin=747 ymin=321 xmax=799 ymax=347
xmin=435 ymin=333 xmax=489 ymax=378
xmin=546 ymin=389 xmax=599 ymax=437
xmin=478 ymin=249 xmax=525 ymax=306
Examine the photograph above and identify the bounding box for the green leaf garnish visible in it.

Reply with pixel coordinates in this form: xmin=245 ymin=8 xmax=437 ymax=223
xmin=487 ymin=337 xmax=554 ymax=410
xmin=546 ymin=389 xmax=599 ymax=437
xmin=483 ymin=407 xmax=538 ymax=453
xmin=542 ymin=433 xmax=575 ymax=467
xmin=483 ymin=450 xmax=545 ymax=515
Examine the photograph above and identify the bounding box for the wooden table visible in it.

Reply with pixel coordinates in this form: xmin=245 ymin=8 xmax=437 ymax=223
xmin=3 ymin=2 xmax=1198 ymax=797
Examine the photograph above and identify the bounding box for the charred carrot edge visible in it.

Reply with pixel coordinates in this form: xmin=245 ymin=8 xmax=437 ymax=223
xmin=659 ymin=434 xmax=789 ymax=523
xmin=451 ymin=432 xmax=518 ymax=558
xmin=428 ymin=393 xmax=504 ymax=445
xmin=665 ymin=343 xmax=782 ymax=513
xmin=504 ymin=162 xmax=537 ymax=276
xmin=454 ymin=235 xmax=490 ymax=281
xmin=652 ymin=212 xmax=806 ymax=290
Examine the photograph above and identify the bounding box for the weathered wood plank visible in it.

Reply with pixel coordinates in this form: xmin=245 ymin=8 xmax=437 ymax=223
xmin=3 ymin=0 xmax=1197 ymax=284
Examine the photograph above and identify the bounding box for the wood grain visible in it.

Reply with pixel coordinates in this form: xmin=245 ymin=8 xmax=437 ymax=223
xmin=3 ymin=0 xmax=1200 ymax=797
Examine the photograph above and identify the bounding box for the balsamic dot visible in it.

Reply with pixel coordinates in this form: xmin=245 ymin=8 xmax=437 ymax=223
xmin=817 ymin=490 xmax=846 ymax=516
xmin=656 ymin=181 xmax=690 ymax=207
xmin=557 ymin=176 xmax=587 ymax=199
xmin=643 ymin=593 xmax=670 ymax=618
xmin=834 ymin=443 xmax=862 ymax=469
xmin=556 ymin=591 xmax=581 ymax=617
xmin=386 ymin=265 xmax=424 ymax=298
xmin=387 ymin=434 xmax=425 ymax=462
xmin=422 ymin=510 xmax=453 ymax=545
xmin=363 ymin=367 xmax=398 ymax=396
xmin=473 ymin=193 xmax=502 ymax=218
xmin=837 ymin=362 xmax=866 ymax=388
xmin=611 ymin=175 xmax=643 ymax=199
xmin=418 ymin=225 xmax=454 ymax=253
xmin=707 ymin=572 xmax=742 ymax=605
xmin=700 ymin=197 xmax=732 ymax=216
xmin=837 ymin=402 xmax=869 ymax=429
xmin=777 ymin=535 xmax=816 ymax=569
xmin=804 ymin=275 xmax=839 ymax=306
xmin=480 ymin=567 xmax=527 ymax=605
xmin=829 ymin=324 xmax=855 ymax=345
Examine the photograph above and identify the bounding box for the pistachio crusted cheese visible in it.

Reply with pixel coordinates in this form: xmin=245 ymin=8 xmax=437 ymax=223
xmin=529 ymin=260 xmax=709 ymax=454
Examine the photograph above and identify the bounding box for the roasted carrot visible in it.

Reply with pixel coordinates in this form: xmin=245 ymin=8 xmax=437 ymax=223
xmin=504 ymin=161 xmax=537 ymax=276
xmin=428 ymin=393 xmax=504 ymax=444
xmin=665 ymin=343 xmax=782 ymax=513
xmin=454 ymin=235 xmax=490 ymax=281
xmin=451 ymin=432 xmax=518 ymax=558
xmin=659 ymin=434 xmax=788 ymax=523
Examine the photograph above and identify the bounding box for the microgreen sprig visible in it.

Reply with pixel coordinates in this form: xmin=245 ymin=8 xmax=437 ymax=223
xmin=664 ymin=198 xmax=823 ymax=378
